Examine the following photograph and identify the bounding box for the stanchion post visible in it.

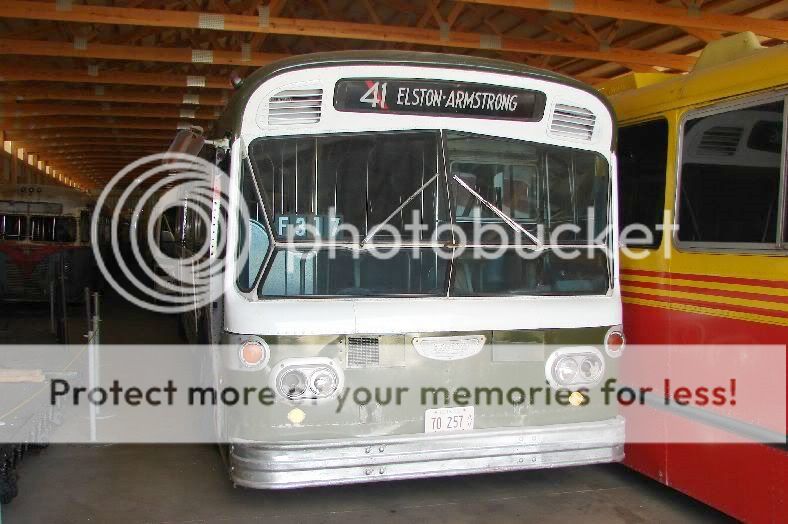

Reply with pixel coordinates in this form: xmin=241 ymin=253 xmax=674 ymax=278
xmin=87 ymin=328 xmax=97 ymax=443
xmin=84 ymin=287 xmax=91 ymax=337
xmin=59 ymin=255 xmax=68 ymax=345
xmin=49 ymin=280 xmax=56 ymax=335
xmin=92 ymin=292 xmax=101 ymax=416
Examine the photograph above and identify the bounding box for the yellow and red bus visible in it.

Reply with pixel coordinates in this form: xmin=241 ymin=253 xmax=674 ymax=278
xmin=601 ymin=33 xmax=787 ymax=522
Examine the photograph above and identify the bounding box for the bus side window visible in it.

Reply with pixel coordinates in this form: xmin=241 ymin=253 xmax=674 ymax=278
xmin=237 ymin=160 xmax=270 ymax=291
xmin=214 ymin=147 xmax=230 ymax=257
xmin=618 ymin=119 xmax=668 ymax=248
xmin=0 ymin=214 xmax=26 ymax=240
xmin=678 ymin=100 xmax=784 ymax=247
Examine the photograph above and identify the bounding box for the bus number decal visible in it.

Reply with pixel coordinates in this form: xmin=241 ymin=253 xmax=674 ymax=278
xmin=360 ymin=81 xmax=388 ymax=109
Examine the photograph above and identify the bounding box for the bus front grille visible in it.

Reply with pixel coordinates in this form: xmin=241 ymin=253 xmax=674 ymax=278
xmin=346 ymin=336 xmax=380 ymax=368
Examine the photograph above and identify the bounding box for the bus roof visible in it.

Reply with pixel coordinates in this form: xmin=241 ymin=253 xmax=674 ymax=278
xmin=600 ymin=33 xmax=788 ymax=123
xmin=212 ymin=50 xmax=613 ymax=139
xmin=0 ymin=183 xmax=94 ymax=211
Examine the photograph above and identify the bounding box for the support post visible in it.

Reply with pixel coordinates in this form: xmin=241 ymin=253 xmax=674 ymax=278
xmin=84 ymin=287 xmax=91 ymax=337
xmin=49 ymin=280 xmax=56 ymax=335
xmin=59 ymin=255 xmax=68 ymax=345
xmin=91 ymin=291 xmax=101 ymax=416
xmin=87 ymin=328 xmax=97 ymax=442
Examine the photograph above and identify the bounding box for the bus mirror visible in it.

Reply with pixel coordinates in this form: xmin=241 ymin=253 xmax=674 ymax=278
xmin=167 ymin=128 xmax=205 ymax=157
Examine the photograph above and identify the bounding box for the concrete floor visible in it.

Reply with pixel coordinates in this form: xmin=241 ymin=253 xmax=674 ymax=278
xmin=1 ymin=289 xmax=732 ymax=523
xmin=6 ymin=446 xmax=730 ymax=524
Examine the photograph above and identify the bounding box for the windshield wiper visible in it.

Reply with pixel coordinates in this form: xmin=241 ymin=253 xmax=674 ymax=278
xmin=452 ymin=174 xmax=543 ymax=249
xmin=360 ymin=172 xmax=442 ymax=247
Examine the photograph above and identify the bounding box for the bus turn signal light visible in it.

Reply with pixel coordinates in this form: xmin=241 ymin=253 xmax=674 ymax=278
xmin=604 ymin=327 xmax=625 ymax=358
xmin=239 ymin=338 xmax=269 ymax=368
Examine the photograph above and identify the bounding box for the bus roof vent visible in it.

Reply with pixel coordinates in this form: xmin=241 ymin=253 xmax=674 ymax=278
xmin=698 ymin=126 xmax=742 ymax=156
xmin=268 ymin=88 xmax=323 ymax=125
xmin=549 ymin=104 xmax=596 ymax=140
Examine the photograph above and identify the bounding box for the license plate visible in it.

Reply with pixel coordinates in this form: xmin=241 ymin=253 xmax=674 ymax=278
xmin=424 ymin=406 xmax=475 ymax=433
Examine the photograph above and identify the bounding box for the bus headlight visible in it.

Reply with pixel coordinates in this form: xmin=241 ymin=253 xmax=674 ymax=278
xmin=579 ymin=354 xmax=604 ymax=382
xmin=310 ymin=369 xmax=339 ymax=396
xmin=271 ymin=358 xmax=343 ymax=401
xmin=545 ymin=346 xmax=606 ymax=389
xmin=278 ymin=369 xmax=308 ymax=399
xmin=553 ymin=357 xmax=579 ymax=384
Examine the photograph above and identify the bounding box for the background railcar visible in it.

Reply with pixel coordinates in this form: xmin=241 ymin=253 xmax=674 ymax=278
xmin=0 ymin=183 xmax=103 ymax=302
xmin=601 ymin=33 xmax=788 ymax=523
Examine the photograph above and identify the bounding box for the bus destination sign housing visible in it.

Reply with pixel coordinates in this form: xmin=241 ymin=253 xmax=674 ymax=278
xmin=334 ymin=79 xmax=546 ymax=122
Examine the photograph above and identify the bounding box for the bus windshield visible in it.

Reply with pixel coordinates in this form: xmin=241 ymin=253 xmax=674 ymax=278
xmin=242 ymin=131 xmax=610 ymax=297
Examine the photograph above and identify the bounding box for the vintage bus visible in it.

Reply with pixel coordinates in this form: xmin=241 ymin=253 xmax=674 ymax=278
xmin=601 ymin=33 xmax=787 ymax=522
xmin=0 ymin=183 xmax=101 ymax=302
xmin=175 ymin=51 xmax=625 ymax=488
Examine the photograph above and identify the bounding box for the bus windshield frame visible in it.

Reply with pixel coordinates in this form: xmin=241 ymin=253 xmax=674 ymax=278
xmin=240 ymin=130 xmax=612 ymax=299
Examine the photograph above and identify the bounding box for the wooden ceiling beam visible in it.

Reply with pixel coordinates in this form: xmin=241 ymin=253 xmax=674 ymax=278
xmin=47 ymin=164 xmax=132 ymax=171
xmin=1 ymin=116 xmax=212 ymax=130
xmin=34 ymin=156 xmax=156 ymax=164
xmin=35 ymin=162 xmax=152 ymax=169
xmin=550 ymin=0 xmax=702 ymax=75
xmin=0 ymin=64 xmax=232 ymax=89
xmin=0 ymin=1 xmax=696 ymax=70
xmin=539 ymin=17 xmax=597 ymax=47
xmin=24 ymin=142 xmax=162 ymax=151
xmin=461 ymin=0 xmax=788 ymax=39
xmin=249 ymin=0 xmax=288 ymax=50
xmin=1 ymin=129 xmax=177 ymax=141
xmin=0 ymin=102 xmax=220 ymax=119
xmin=45 ymin=157 xmax=137 ymax=163
xmin=557 ymin=0 xmax=777 ymax=77
xmin=0 ymin=86 xmax=228 ymax=106
xmin=25 ymin=148 xmax=166 ymax=162
xmin=27 ymin=145 xmax=162 ymax=153
xmin=362 ymin=0 xmax=383 ymax=25
xmin=0 ymin=38 xmax=289 ymax=67
xmin=18 ymin=138 xmax=169 ymax=147
xmin=681 ymin=26 xmax=726 ymax=43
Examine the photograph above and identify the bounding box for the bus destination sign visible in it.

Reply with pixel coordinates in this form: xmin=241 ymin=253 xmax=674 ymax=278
xmin=333 ymin=79 xmax=546 ymax=122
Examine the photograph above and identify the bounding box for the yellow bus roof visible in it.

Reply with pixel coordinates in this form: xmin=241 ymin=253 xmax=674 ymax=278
xmin=599 ymin=33 xmax=788 ymax=122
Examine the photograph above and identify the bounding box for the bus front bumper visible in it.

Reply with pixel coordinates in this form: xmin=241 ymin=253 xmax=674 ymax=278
xmin=230 ymin=416 xmax=625 ymax=489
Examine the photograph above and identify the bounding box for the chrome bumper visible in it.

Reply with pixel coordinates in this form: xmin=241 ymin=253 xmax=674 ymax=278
xmin=230 ymin=416 xmax=625 ymax=489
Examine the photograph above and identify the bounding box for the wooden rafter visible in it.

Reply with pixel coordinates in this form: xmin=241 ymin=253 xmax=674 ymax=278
xmin=0 ymin=0 xmax=784 ymax=190
xmin=560 ymin=0 xmax=784 ymax=77
xmin=16 ymin=140 xmax=170 ymax=149
xmin=0 ymin=86 xmax=227 ymax=106
xmin=0 ymin=64 xmax=232 ymax=89
xmin=0 ymin=38 xmax=289 ymax=67
xmin=462 ymin=0 xmax=788 ymax=39
xmin=0 ymin=1 xmax=698 ymax=69
xmin=1 ymin=116 xmax=213 ymax=130
xmin=2 ymin=129 xmax=178 ymax=141
xmin=0 ymin=102 xmax=220 ymax=119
